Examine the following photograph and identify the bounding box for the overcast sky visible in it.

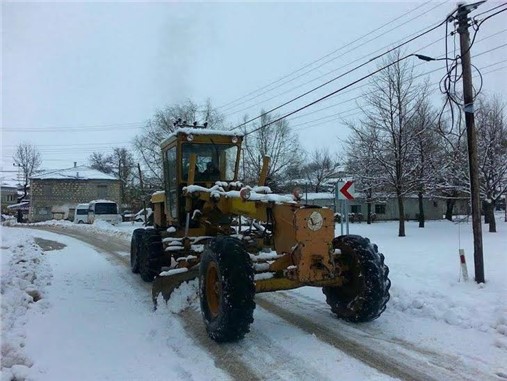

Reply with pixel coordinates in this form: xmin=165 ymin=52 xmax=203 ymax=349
xmin=2 ymin=1 xmax=506 ymax=176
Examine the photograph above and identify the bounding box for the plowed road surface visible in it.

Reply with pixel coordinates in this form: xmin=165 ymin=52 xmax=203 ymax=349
xmin=22 ymin=226 xmax=497 ymax=381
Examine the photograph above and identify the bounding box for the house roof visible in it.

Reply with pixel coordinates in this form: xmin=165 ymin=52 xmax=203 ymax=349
xmin=1 ymin=182 xmax=18 ymax=190
xmin=30 ymin=165 xmax=118 ymax=181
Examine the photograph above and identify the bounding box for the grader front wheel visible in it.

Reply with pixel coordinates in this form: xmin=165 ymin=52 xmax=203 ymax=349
xmin=138 ymin=230 xmax=163 ymax=282
xmin=199 ymin=236 xmax=255 ymax=342
xmin=323 ymin=235 xmax=390 ymax=322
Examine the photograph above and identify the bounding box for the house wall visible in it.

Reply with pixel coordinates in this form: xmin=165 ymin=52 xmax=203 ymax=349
xmin=305 ymin=194 xmax=464 ymax=221
xmin=1 ymin=186 xmax=19 ymax=213
xmin=30 ymin=179 xmax=121 ymax=222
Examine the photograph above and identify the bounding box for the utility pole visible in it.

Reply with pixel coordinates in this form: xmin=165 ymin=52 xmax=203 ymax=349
xmin=454 ymin=1 xmax=485 ymax=283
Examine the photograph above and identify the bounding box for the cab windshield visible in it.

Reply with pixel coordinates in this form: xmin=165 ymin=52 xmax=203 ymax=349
xmin=181 ymin=143 xmax=238 ymax=182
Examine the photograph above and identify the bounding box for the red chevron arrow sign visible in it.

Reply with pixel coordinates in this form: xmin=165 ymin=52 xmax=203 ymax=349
xmin=338 ymin=180 xmax=355 ymax=200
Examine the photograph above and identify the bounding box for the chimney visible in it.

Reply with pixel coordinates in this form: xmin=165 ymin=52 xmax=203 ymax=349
xmin=74 ymin=162 xmax=77 ymax=168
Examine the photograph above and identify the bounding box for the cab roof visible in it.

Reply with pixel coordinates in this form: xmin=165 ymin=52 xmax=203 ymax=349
xmin=160 ymin=128 xmax=243 ymax=149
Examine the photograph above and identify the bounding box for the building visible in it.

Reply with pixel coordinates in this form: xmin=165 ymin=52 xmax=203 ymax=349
xmin=301 ymin=191 xmax=469 ymax=221
xmin=29 ymin=165 xmax=121 ymax=222
xmin=1 ymin=181 xmax=19 ymax=213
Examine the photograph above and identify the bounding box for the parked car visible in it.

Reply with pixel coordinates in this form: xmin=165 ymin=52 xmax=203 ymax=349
xmin=88 ymin=200 xmax=121 ymax=225
xmin=74 ymin=203 xmax=90 ymax=224
xmin=121 ymin=210 xmax=134 ymax=222
xmin=134 ymin=208 xmax=153 ymax=223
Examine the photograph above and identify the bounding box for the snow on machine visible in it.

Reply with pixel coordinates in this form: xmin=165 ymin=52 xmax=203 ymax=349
xmin=130 ymin=125 xmax=391 ymax=342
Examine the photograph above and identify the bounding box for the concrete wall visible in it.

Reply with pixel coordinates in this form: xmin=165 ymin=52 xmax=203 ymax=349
xmin=1 ymin=186 xmax=18 ymax=213
xmin=302 ymin=193 xmax=469 ymax=221
xmin=30 ymin=179 xmax=121 ymax=222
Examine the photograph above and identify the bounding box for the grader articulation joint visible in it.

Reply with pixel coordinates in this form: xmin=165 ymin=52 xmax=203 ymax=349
xmin=130 ymin=127 xmax=391 ymax=342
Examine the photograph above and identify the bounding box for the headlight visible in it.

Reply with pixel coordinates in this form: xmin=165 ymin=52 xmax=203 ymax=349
xmin=240 ymin=188 xmax=251 ymax=201
xmin=292 ymin=187 xmax=303 ymax=201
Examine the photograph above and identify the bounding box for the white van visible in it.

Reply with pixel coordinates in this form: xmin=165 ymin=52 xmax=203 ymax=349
xmin=88 ymin=200 xmax=121 ymax=225
xmin=74 ymin=203 xmax=90 ymax=224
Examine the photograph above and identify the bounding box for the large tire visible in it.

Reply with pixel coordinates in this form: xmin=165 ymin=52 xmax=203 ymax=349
xmin=130 ymin=228 xmax=145 ymax=273
xmin=138 ymin=229 xmax=163 ymax=282
xmin=199 ymin=236 xmax=256 ymax=342
xmin=323 ymin=235 xmax=390 ymax=322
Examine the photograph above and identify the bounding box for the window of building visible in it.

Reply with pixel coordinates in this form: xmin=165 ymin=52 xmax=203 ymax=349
xmin=43 ymin=184 xmax=52 ymax=196
xmin=97 ymin=185 xmax=108 ymax=199
xmin=375 ymin=204 xmax=386 ymax=214
xmin=351 ymin=205 xmax=362 ymax=214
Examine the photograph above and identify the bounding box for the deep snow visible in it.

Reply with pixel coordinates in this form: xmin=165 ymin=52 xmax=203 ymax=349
xmin=1 ymin=216 xmax=506 ymax=380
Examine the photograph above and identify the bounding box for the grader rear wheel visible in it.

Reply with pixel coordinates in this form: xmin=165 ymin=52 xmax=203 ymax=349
xmin=323 ymin=235 xmax=390 ymax=322
xmin=199 ymin=236 xmax=255 ymax=342
xmin=130 ymin=228 xmax=144 ymax=273
xmin=138 ymin=230 xmax=163 ymax=282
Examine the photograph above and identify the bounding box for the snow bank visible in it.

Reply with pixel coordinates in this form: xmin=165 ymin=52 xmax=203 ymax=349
xmin=25 ymin=219 xmax=139 ymax=245
xmin=1 ymin=231 xmax=52 ymax=379
xmin=161 ymin=279 xmax=199 ymax=314
xmin=332 ymin=216 xmax=507 ymax=349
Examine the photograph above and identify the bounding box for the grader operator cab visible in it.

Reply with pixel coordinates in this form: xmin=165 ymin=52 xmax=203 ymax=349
xmin=130 ymin=127 xmax=391 ymax=342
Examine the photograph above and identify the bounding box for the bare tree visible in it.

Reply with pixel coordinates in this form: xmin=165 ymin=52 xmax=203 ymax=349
xmin=241 ymin=111 xmax=303 ymax=185
xmin=13 ymin=143 xmax=42 ymax=201
xmin=133 ymin=99 xmax=224 ymax=188
xmin=346 ymin=51 xmax=421 ymax=236
xmin=89 ymin=147 xmax=136 ymax=205
xmin=345 ymin=132 xmax=385 ymax=224
xmin=303 ymin=149 xmax=341 ymax=192
xmin=476 ymin=96 xmax=507 ymax=232
xmin=409 ymin=94 xmax=442 ymax=228
xmin=434 ymin=117 xmax=469 ymax=221
xmin=89 ymin=152 xmax=113 ymax=174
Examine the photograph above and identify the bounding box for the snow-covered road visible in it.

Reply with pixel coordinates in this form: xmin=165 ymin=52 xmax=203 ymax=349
xmin=2 ymin=219 xmax=506 ymax=380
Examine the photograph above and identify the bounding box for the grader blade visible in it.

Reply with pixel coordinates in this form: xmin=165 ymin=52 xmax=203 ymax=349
xmin=152 ymin=268 xmax=199 ymax=310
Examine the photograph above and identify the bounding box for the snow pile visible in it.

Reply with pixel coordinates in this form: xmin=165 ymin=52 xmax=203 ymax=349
xmin=389 ymin=281 xmax=507 ymax=336
xmin=29 ymin=219 xmax=137 ymax=244
xmin=157 ymin=279 xmax=199 ymax=314
xmin=1 ymin=233 xmax=52 ymax=379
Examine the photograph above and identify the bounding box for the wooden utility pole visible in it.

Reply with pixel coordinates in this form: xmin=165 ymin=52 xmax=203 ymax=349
xmin=455 ymin=2 xmax=485 ymax=283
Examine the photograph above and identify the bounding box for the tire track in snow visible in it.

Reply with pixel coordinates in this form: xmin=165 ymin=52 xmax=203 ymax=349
xmin=256 ymin=295 xmax=437 ymax=381
xmin=30 ymin=226 xmax=475 ymax=381
xmin=257 ymin=292 xmax=493 ymax=381
xmin=267 ymin=291 xmax=492 ymax=379
xmin=180 ymin=308 xmax=341 ymax=381
xmin=27 ymin=226 xmax=258 ymax=381
xmin=179 ymin=309 xmax=263 ymax=381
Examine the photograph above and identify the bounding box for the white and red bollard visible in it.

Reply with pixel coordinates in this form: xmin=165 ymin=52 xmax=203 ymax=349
xmin=459 ymin=249 xmax=469 ymax=282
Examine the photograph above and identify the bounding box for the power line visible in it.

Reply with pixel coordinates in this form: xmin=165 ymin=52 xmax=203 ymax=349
xmin=231 ymin=19 xmax=449 ymax=132
xmin=225 ymin=10 xmax=505 ymax=123
xmin=3 ymin=122 xmax=145 ymax=133
xmin=226 ymin=32 xmax=452 ymax=121
xmin=478 ymin=7 xmax=507 ymax=27
xmin=3 ymin=122 xmax=146 ymax=132
xmin=223 ymin=19 xmax=449 ymax=118
xmin=232 ymin=32 xmax=505 ymax=132
xmin=4 ymin=40 xmax=504 ymax=148
xmin=218 ymin=2 xmax=446 ymax=112
xmin=474 ymin=2 xmax=507 ymax=18
xmin=242 ymin=53 xmax=419 ymax=137
xmin=3 ymin=65 xmax=503 ymax=166
xmin=284 ymin=59 xmax=507 ymax=133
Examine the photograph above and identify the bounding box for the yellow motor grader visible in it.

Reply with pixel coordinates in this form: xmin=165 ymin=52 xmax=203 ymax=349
xmin=130 ymin=127 xmax=390 ymax=342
